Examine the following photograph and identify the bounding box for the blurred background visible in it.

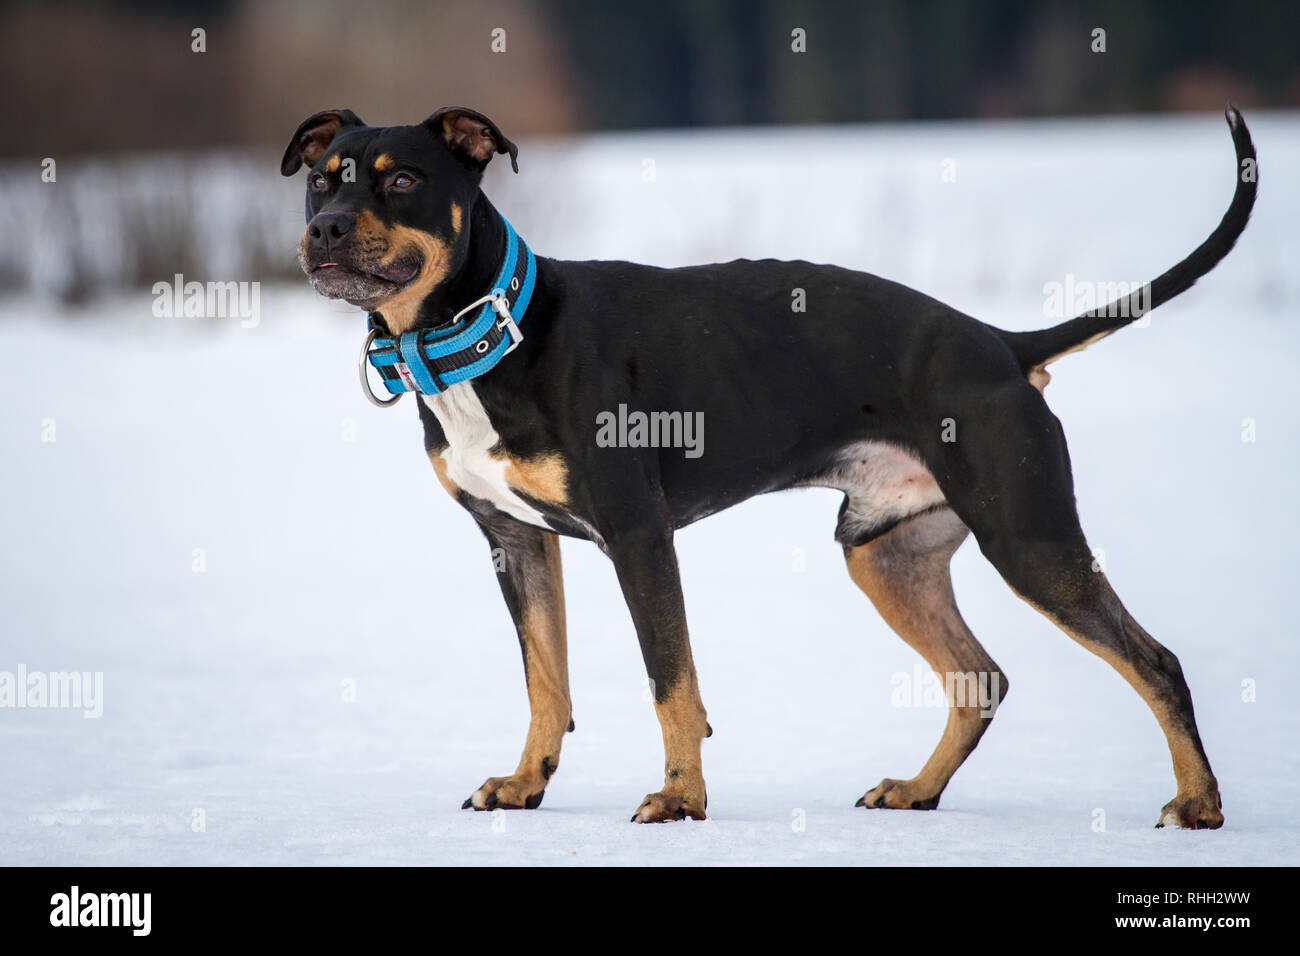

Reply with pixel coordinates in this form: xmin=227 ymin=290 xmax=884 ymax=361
xmin=2 ymin=0 xmax=1298 ymax=299
xmin=2 ymin=1 xmax=1298 ymax=864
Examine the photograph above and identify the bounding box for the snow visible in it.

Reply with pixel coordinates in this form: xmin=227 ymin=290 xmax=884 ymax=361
xmin=2 ymin=113 xmax=1299 ymax=865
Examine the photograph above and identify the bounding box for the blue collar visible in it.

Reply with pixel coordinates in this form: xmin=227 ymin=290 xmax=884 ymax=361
xmin=359 ymin=213 xmax=536 ymax=405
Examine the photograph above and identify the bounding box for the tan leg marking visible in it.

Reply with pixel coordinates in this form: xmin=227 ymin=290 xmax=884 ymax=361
xmin=846 ymin=509 xmax=1006 ymax=810
xmin=427 ymin=452 xmax=460 ymax=498
xmin=501 ymin=453 xmax=568 ymax=506
xmin=632 ymin=671 xmax=710 ymax=822
xmin=1100 ymin=644 xmax=1221 ymax=828
xmin=1014 ymin=583 xmax=1222 ymax=829
xmin=468 ymin=532 xmax=572 ymax=811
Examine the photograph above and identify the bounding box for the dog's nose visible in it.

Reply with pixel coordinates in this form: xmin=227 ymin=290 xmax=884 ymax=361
xmin=307 ymin=212 xmax=354 ymax=249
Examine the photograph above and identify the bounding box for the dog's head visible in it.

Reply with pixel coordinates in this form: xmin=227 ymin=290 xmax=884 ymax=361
xmin=280 ymin=107 xmax=518 ymax=329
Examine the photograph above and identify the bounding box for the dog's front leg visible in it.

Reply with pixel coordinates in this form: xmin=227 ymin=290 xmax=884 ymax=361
xmin=462 ymin=517 xmax=571 ymax=811
xmin=608 ymin=526 xmax=711 ymax=822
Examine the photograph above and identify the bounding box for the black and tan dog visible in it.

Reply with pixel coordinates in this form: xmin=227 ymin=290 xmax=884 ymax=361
xmin=281 ymin=105 xmax=1256 ymax=827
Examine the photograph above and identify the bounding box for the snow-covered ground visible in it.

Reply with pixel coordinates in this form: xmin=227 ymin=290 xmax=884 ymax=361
xmin=1 ymin=114 xmax=1298 ymax=865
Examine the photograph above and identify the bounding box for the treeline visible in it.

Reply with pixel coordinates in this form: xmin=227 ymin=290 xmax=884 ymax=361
xmin=2 ymin=0 xmax=1294 ymax=159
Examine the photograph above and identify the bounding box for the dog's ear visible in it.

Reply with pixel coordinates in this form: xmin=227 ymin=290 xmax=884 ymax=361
xmin=280 ymin=109 xmax=366 ymax=176
xmin=424 ymin=107 xmax=519 ymax=174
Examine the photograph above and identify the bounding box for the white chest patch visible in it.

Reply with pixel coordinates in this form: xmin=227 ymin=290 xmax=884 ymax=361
xmin=420 ymin=385 xmax=550 ymax=527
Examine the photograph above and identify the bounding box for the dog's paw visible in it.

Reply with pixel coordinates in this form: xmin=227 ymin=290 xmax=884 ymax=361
xmin=630 ymin=791 xmax=706 ymax=823
xmin=855 ymin=777 xmax=942 ymax=811
xmin=461 ymin=774 xmax=547 ymax=811
xmin=1156 ymin=791 xmax=1224 ymax=830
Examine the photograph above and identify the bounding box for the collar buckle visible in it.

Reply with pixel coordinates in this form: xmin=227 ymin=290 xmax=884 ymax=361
xmin=488 ymin=292 xmax=524 ymax=354
xmin=451 ymin=291 xmax=523 ymax=355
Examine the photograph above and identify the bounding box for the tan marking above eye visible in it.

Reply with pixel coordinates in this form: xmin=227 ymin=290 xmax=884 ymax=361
xmin=373 ymin=154 xmax=394 ymax=172
xmin=324 ymin=154 xmax=341 ymax=173
xmin=451 ymin=202 xmax=463 ymax=236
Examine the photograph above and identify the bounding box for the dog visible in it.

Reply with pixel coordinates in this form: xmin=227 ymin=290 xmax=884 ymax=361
xmin=281 ymin=105 xmax=1256 ymax=827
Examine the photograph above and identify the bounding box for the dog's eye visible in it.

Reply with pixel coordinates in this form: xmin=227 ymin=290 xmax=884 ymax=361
xmin=309 ymin=172 xmax=328 ymax=191
xmin=389 ymin=173 xmax=417 ymax=191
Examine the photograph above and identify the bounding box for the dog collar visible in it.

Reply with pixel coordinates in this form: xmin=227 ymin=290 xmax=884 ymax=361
xmin=359 ymin=213 xmax=535 ymax=406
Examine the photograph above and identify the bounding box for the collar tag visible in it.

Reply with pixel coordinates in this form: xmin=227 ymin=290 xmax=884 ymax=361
xmin=392 ymin=362 xmax=419 ymax=391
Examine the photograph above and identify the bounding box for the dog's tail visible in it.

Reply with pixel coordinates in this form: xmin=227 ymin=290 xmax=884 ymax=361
xmin=1001 ymin=105 xmax=1257 ymax=375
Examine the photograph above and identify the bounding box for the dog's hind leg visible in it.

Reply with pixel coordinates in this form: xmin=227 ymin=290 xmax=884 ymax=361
xmin=928 ymin=373 xmax=1222 ymax=829
xmin=845 ymin=506 xmax=1008 ymax=811
xmin=461 ymin=516 xmax=572 ymax=812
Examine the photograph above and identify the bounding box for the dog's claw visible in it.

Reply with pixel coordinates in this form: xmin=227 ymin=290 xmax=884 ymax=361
xmin=1156 ymin=792 xmax=1224 ymax=830
xmin=464 ymin=775 xmax=548 ymax=811
xmin=630 ymin=791 xmax=705 ymax=823
xmin=857 ymin=777 xmax=941 ymax=811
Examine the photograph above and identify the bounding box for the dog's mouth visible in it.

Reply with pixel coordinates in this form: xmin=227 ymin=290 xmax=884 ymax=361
xmin=307 ymin=260 xmax=420 ymax=307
